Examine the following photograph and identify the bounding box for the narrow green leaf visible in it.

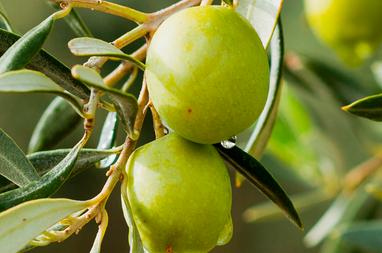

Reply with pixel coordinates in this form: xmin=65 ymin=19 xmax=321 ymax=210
xmin=0 ymin=3 xmax=14 ymax=33
xmin=0 ymin=14 xmax=54 ymax=74
xmin=0 ymin=148 xmax=116 ymax=193
xmin=28 ymin=97 xmax=81 ymax=153
xmin=0 ymin=70 xmax=84 ymax=116
xmin=89 ymin=210 xmax=108 ymax=253
xmin=222 ymin=0 xmax=233 ymax=6
xmin=97 ymin=112 xmax=119 ymax=168
xmin=0 ymin=69 xmax=63 ymax=92
xmin=304 ymin=195 xmax=350 ymax=247
xmin=68 ymin=37 xmax=145 ymax=70
xmin=284 ymin=53 xmax=370 ymax=171
xmin=121 ymin=182 xmax=145 ymax=253
xmin=28 ymin=148 xmax=115 ymax=174
xmin=243 ymin=189 xmax=331 ymax=223
xmin=0 ymin=198 xmax=87 ymax=253
xmin=237 ymin=0 xmax=284 ymax=49
xmin=304 ymin=58 xmax=369 ymax=104
xmin=71 ymin=64 xmax=104 ymax=87
xmin=0 ymin=28 xmax=90 ymax=98
xmin=338 ymin=221 xmax=382 ymax=252
xmin=47 ymin=2 xmax=93 ymax=37
xmin=245 ymin=22 xmax=284 ymax=157
xmin=72 ymin=65 xmax=138 ymax=137
xmin=0 ymin=129 xmax=39 ymax=187
xmin=371 ymin=61 xmax=382 ymax=88
xmin=214 ymin=144 xmax=303 ymax=229
xmin=304 ymin=190 xmax=371 ymax=247
xmin=0 ymin=144 xmax=82 ymax=212
xmin=342 ymin=93 xmax=382 ymax=121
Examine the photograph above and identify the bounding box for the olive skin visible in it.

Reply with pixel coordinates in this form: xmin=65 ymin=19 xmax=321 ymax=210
xmin=145 ymin=6 xmax=269 ymax=144
xmin=125 ymin=134 xmax=232 ymax=253
xmin=304 ymin=0 xmax=382 ymax=65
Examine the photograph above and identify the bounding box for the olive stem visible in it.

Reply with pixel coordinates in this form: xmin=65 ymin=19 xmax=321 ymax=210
xmin=343 ymin=150 xmax=382 ymax=192
xmin=112 ymin=25 xmax=148 ymax=49
xmin=53 ymin=0 xmax=148 ymax=23
xmin=149 ymin=102 xmax=166 ymax=139
xmin=146 ymin=0 xmax=201 ymax=30
xmin=200 ymin=0 xmax=214 ymax=6
xmin=52 ymin=3 xmax=73 ymax=20
xmin=37 ymin=0 xmax=201 ymax=247
xmin=104 ymin=44 xmax=147 ymax=87
xmin=36 ymin=80 xmax=150 ymax=246
xmin=122 ymin=66 xmax=139 ymax=92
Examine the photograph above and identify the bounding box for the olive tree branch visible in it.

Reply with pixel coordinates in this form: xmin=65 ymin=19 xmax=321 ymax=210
xmin=146 ymin=0 xmax=201 ymax=30
xmin=149 ymin=101 xmax=166 ymax=139
xmin=104 ymin=44 xmax=147 ymax=87
xmin=344 ymin=151 xmax=382 ymax=192
xmin=34 ymin=0 xmax=202 ymax=247
xmin=200 ymin=0 xmax=214 ymax=6
xmin=52 ymin=0 xmax=148 ymax=23
xmin=31 ymin=80 xmax=149 ymax=246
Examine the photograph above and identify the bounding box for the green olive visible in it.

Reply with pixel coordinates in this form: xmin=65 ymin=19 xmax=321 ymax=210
xmin=125 ymin=133 xmax=232 ymax=253
xmin=304 ymin=0 xmax=382 ymax=65
xmin=145 ymin=6 xmax=269 ymax=144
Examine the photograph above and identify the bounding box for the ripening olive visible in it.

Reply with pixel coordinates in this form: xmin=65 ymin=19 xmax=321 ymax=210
xmin=304 ymin=0 xmax=382 ymax=65
xmin=125 ymin=133 xmax=232 ymax=253
xmin=145 ymin=6 xmax=269 ymax=144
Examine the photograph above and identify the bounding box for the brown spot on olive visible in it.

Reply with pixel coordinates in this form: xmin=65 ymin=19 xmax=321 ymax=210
xmin=166 ymin=245 xmax=173 ymax=253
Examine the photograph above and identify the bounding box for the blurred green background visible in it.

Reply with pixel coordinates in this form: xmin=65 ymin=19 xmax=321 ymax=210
xmin=0 ymin=0 xmax=381 ymax=252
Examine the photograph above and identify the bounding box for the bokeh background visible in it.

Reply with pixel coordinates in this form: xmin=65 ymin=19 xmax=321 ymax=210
xmin=1 ymin=0 xmax=381 ymax=252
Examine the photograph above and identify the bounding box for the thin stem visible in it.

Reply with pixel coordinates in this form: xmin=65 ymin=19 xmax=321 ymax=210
xmin=344 ymin=151 xmax=382 ymax=192
xmin=146 ymin=0 xmax=201 ymax=30
xmin=37 ymin=79 xmax=150 ymax=246
xmin=84 ymin=28 xmax=147 ymax=72
xmin=200 ymin=0 xmax=214 ymax=6
xmin=149 ymin=102 xmax=166 ymax=139
xmin=104 ymin=44 xmax=147 ymax=87
xmin=122 ymin=67 xmax=139 ymax=92
xmin=112 ymin=25 xmax=148 ymax=49
xmin=55 ymin=0 xmax=148 ymax=23
xmin=52 ymin=3 xmax=73 ymax=20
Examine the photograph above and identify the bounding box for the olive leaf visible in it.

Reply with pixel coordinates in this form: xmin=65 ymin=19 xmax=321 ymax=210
xmin=0 ymin=198 xmax=87 ymax=253
xmin=304 ymin=190 xmax=372 ymax=247
xmin=336 ymin=221 xmax=382 ymax=252
xmin=28 ymin=97 xmax=82 ymax=153
xmin=0 ymin=13 xmax=54 ymax=74
xmin=0 ymin=70 xmax=84 ymax=117
xmin=47 ymin=1 xmax=93 ymax=37
xmin=214 ymin=144 xmax=303 ymax=229
xmin=97 ymin=112 xmax=119 ymax=168
xmin=121 ymin=184 xmax=145 ymax=253
xmin=342 ymin=93 xmax=382 ymax=121
xmin=243 ymin=189 xmax=331 ymax=223
xmin=237 ymin=0 xmax=284 ymax=49
xmin=235 ymin=22 xmax=284 ymax=186
xmin=68 ymin=37 xmax=145 ymax=70
xmin=0 ymin=144 xmax=82 ymax=212
xmin=0 ymin=27 xmax=89 ymax=98
xmin=222 ymin=0 xmax=233 ymax=6
xmin=71 ymin=65 xmax=138 ymax=137
xmin=0 ymin=3 xmax=13 ymax=32
xmin=89 ymin=210 xmax=108 ymax=253
xmin=0 ymin=129 xmax=39 ymax=187
xmin=0 ymin=148 xmax=116 ymax=193
xmin=245 ymin=22 xmax=284 ymax=157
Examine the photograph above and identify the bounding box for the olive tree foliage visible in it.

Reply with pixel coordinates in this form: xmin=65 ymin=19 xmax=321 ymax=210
xmin=0 ymin=0 xmax=380 ymax=253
